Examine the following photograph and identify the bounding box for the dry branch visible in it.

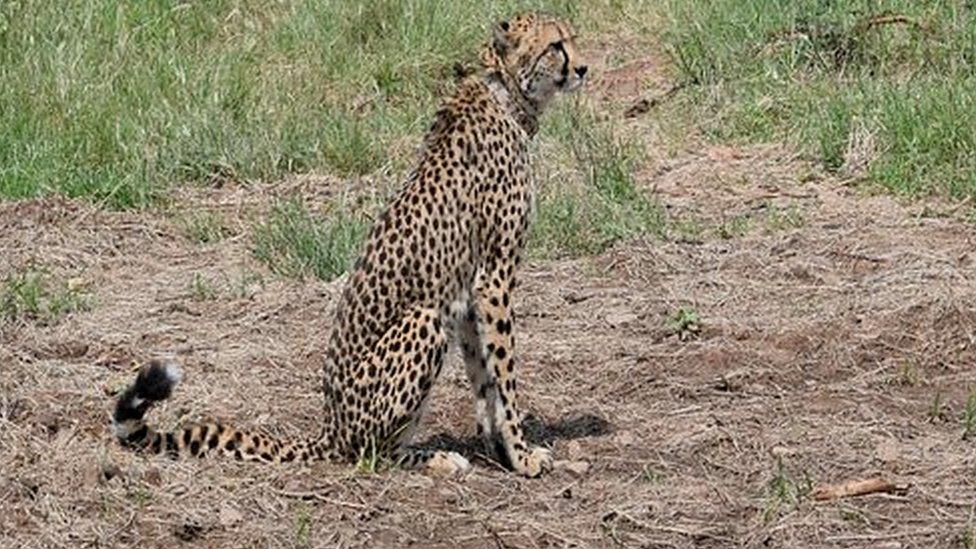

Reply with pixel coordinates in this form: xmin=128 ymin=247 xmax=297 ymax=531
xmin=857 ymin=14 xmax=927 ymax=33
xmin=811 ymin=477 xmax=910 ymax=501
xmin=623 ymin=82 xmax=688 ymax=118
xmin=761 ymin=12 xmax=930 ymax=57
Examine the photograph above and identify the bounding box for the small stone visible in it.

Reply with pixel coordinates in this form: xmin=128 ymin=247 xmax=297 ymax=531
xmin=143 ymin=467 xmax=162 ymax=486
xmin=564 ymin=440 xmax=584 ymax=460
xmin=67 ymin=277 xmax=90 ymax=292
xmin=605 ymin=313 xmax=638 ymax=327
xmin=438 ymin=488 xmax=458 ymax=504
xmin=555 ymin=460 xmax=590 ymax=477
xmin=100 ymin=462 xmax=122 ymax=483
xmin=219 ymin=506 xmax=243 ymax=527
xmin=613 ymin=431 xmax=635 ymax=446
xmin=57 ymin=340 xmax=89 ymax=359
xmin=876 ymin=439 xmax=899 ymax=462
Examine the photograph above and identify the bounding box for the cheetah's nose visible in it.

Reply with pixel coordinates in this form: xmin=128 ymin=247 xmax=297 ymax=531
xmin=575 ymin=66 xmax=588 ymax=78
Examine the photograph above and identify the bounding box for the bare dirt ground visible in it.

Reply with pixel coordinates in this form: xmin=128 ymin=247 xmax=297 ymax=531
xmin=2 ymin=45 xmax=975 ymax=549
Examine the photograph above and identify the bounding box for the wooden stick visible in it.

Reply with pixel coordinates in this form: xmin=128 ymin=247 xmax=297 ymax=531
xmin=811 ymin=477 xmax=909 ymax=501
xmin=623 ymin=82 xmax=688 ymax=118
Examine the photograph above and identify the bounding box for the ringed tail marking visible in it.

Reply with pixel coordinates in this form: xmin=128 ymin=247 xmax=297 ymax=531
xmin=112 ymin=359 xmax=332 ymax=463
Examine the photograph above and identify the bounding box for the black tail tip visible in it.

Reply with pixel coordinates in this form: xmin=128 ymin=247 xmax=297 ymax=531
xmin=133 ymin=359 xmax=184 ymax=401
xmin=112 ymin=359 xmax=184 ymax=434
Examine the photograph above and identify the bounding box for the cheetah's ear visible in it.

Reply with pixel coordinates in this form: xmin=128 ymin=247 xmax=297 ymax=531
xmin=480 ymin=20 xmax=510 ymax=71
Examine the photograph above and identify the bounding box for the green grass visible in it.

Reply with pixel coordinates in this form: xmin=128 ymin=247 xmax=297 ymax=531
xmin=1 ymin=268 xmax=90 ymax=325
xmin=188 ymin=273 xmax=218 ymax=301
xmin=253 ymin=198 xmax=368 ymax=281
xmin=659 ymin=0 xmax=976 ymax=201
xmin=178 ymin=211 xmax=231 ymax=244
xmin=529 ymin=103 xmax=666 ymax=258
xmin=0 ymin=0 xmax=595 ymax=208
xmin=931 ymin=390 xmax=947 ymax=422
xmin=665 ymin=306 xmax=701 ymax=340
xmin=252 ymin=99 xmax=666 ymax=279
xmin=962 ymin=527 xmax=975 ymax=549
xmin=762 ymin=457 xmax=812 ymax=523
xmin=964 ymin=391 xmax=976 ymax=441
xmin=294 ymin=504 xmax=312 ymax=549
xmin=715 ymin=213 xmax=752 ymax=240
xmin=3 ymin=0 xmax=972 ymax=223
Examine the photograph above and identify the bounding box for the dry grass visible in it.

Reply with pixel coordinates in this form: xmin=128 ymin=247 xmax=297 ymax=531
xmin=2 ymin=30 xmax=976 ymax=549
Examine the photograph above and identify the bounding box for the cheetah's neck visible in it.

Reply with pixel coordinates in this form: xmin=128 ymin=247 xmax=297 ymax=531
xmin=485 ymin=73 xmax=539 ymax=138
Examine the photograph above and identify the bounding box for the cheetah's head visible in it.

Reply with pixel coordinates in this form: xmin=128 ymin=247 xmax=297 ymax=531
xmin=481 ymin=12 xmax=588 ymax=111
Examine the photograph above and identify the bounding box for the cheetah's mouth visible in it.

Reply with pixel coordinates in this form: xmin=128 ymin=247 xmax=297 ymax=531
xmin=560 ymin=75 xmax=584 ymax=92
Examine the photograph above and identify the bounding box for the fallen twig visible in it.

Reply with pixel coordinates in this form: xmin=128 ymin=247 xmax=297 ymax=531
xmin=825 ymin=529 xmax=938 ymax=543
xmin=811 ymin=477 xmax=910 ymax=501
xmin=857 ymin=13 xmax=928 ymax=33
xmin=623 ymin=82 xmax=689 ymax=118
xmin=274 ymin=488 xmax=369 ymax=510
xmin=761 ymin=12 xmax=931 ymax=58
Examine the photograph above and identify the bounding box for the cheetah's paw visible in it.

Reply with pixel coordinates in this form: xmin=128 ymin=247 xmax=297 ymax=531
xmin=514 ymin=446 xmax=553 ymax=478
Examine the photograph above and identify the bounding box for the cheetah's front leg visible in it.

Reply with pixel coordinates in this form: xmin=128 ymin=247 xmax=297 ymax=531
xmin=459 ymin=306 xmax=499 ymax=452
xmin=472 ymin=264 xmax=552 ymax=477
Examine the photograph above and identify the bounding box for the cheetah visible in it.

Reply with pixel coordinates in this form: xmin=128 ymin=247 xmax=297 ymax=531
xmin=112 ymin=12 xmax=588 ymax=477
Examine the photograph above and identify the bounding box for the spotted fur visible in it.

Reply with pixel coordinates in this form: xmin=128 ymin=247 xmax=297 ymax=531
xmin=112 ymin=12 xmax=588 ymax=477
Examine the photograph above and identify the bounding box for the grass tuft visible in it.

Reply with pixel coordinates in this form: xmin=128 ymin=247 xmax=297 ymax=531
xmin=253 ymin=198 xmax=368 ymax=282
xmin=294 ymin=505 xmax=312 ymax=549
xmin=188 ymin=274 xmax=218 ymax=302
xmin=530 ymin=104 xmax=665 ymax=259
xmin=963 ymin=391 xmax=976 ymax=441
xmin=178 ymin=211 xmax=231 ymax=244
xmin=1 ymin=268 xmax=90 ymax=325
xmin=762 ymin=457 xmax=812 ymax=523
xmin=665 ymin=306 xmax=701 ymax=341
xmin=660 ymin=0 xmax=976 ymax=201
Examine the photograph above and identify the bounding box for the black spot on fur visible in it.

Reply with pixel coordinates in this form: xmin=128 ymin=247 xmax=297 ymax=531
xmin=150 ymin=433 xmax=162 ymax=454
xmin=124 ymin=425 xmax=148 ymax=446
xmin=165 ymin=433 xmax=178 ymax=458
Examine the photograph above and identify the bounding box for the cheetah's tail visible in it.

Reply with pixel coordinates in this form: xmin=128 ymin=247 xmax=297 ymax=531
xmin=111 ymin=359 xmax=334 ymax=463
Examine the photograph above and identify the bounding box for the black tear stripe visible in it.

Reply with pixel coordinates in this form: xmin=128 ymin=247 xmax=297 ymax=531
xmin=553 ymin=41 xmax=569 ymax=86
